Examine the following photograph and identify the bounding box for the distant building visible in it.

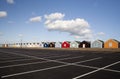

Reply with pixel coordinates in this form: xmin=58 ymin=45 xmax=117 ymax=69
xmin=70 ymin=41 xmax=80 ymax=48
xmin=43 ymin=42 xmax=49 ymax=48
xmin=79 ymin=41 xmax=90 ymax=48
xmin=55 ymin=42 xmax=61 ymax=48
xmin=62 ymin=41 xmax=70 ymax=48
xmin=104 ymin=39 xmax=120 ymax=48
xmin=2 ymin=44 xmax=8 ymax=48
xmin=15 ymin=43 xmax=21 ymax=47
xmin=49 ymin=42 xmax=55 ymax=48
xmin=91 ymin=40 xmax=104 ymax=48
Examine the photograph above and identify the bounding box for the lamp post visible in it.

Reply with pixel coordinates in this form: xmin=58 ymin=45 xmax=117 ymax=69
xmin=19 ymin=34 xmax=23 ymax=48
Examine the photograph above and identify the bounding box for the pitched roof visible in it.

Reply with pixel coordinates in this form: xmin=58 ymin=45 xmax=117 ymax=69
xmin=96 ymin=40 xmax=104 ymax=43
xmin=106 ymin=39 xmax=120 ymax=43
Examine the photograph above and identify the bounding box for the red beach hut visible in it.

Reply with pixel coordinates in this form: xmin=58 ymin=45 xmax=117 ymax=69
xmin=62 ymin=41 xmax=70 ymax=48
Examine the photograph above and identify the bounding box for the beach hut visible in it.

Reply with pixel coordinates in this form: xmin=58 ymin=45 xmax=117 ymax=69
xmin=2 ymin=44 xmax=8 ymax=48
xmin=104 ymin=39 xmax=120 ymax=48
xmin=91 ymin=40 xmax=104 ymax=48
xmin=70 ymin=41 xmax=80 ymax=48
xmin=0 ymin=44 xmax=2 ymax=47
xmin=39 ymin=42 xmax=43 ymax=48
xmin=79 ymin=41 xmax=90 ymax=48
xmin=15 ymin=43 xmax=21 ymax=47
xmin=32 ymin=42 xmax=41 ymax=47
xmin=43 ymin=42 xmax=49 ymax=48
xmin=8 ymin=43 xmax=15 ymax=48
xmin=49 ymin=42 xmax=55 ymax=48
xmin=55 ymin=42 xmax=61 ymax=48
xmin=62 ymin=41 xmax=70 ymax=48
xmin=27 ymin=43 xmax=33 ymax=47
xmin=22 ymin=43 xmax=27 ymax=48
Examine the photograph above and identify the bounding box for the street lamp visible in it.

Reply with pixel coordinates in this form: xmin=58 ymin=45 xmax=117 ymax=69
xmin=19 ymin=34 xmax=23 ymax=48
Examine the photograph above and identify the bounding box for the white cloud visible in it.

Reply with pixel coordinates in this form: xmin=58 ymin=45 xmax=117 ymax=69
xmin=0 ymin=11 xmax=7 ymax=18
xmin=29 ymin=16 xmax=42 ymax=22
xmin=44 ymin=12 xmax=92 ymax=39
xmin=97 ymin=32 xmax=105 ymax=36
xmin=6 ymin=0 xmax=14 ymax=4
xmin=0 ymin=32 xmax=3 ymax=36
xmin=44 ymin=12 xmax=64 ymax=21
xmin=8 ymin=21 xmax=14 ymax=24
xmin=18 ymin=34 xmax=23 ymax=37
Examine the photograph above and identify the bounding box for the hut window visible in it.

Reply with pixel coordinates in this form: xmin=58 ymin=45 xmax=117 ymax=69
xmin=72 ymin=44 xmax=75 ymax=47
xmin=83 ymin=44 xmax=85 ymax=48
xmin=64 ymin=44 xmax=66 ymax=47
xmin=37 ymin=43 xmax=39 ymax=45
xmin=109 ymin=42 xmax=112 ymax=47
xmin=95 ymin=43 xmax=98 ymax=46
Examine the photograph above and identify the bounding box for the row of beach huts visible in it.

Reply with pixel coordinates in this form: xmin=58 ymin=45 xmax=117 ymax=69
xmin=0 ymin=39 xmax=120 ymax=48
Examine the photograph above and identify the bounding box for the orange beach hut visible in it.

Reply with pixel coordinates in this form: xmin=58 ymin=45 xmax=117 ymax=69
xmin=104 ymin=39 xmax=120 ymax=48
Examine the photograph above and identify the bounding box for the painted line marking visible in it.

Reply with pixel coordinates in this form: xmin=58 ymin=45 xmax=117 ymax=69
xmin=0 ymin=51 xmax=48 ymax=61
xmin=0 ymin=55 xmax=83 ymax=68
xmin=74 ymin=64 xmax=99 ymax=69
xmin=72 ymin=61 xmax=120 ymax=79
xmin=0 ymin=57 xmax=26 ymax=60
xmin=72 ymin=64 xmax=120 ymax=73
xmin=0 ymin=61 xmax=49 ymax=68
xmin=74 ymin=57 xmax=102 ymax=64
xmin=103 ymin=68 xmax=120 ymax=73
xmin=2 ymin=50 xmax=120 ymax=79
xmin=57 ymin=56 xmax=84 ymax=60
xmin=1 ymin=64 xmax=68 ymax=78
xmin=44 ymin=54 xmax=70 ymax=59
xmin=0 ymin=58 xmax=35 ymax=63
xmin=1 ymin=61 xmax=120 ymax=78
xmin=0 ymin=51 xmax=72 ymax=66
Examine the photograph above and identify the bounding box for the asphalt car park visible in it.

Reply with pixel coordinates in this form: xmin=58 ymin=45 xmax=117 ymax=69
xmin=0 ymin=48 xmax=120 ymax=79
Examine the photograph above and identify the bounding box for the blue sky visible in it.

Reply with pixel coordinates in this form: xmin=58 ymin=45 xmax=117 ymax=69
xmin=0 ymin=0 xmax=120 ymax=43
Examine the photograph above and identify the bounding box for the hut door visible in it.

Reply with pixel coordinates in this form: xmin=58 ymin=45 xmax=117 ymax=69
xmin=64 ymin=44 xmax=66 ymax=47
xmin=72 ymin=44 xmax=75 ymax=47
xmin=83 ymin=44 xmax=85 ymax=48
xmin=109 ymin=42 xmax=112 ymax=47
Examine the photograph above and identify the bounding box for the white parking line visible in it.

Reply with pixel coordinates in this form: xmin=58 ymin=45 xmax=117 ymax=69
xmin=57 ymin=56 xmax=84 ymax=60
xmin=0 ymin=59 xmax=34 ymax=63
xmin=1 ymin=64 xmax=69 ymax=78
xmin=104 ymin=68 xmax=120 ymax=73
xmin=72 ymin=61 xmax=120 ymax=79
xmin=44 ymin=54 xmax=70 ymax=59
xmin=74 ymin=64 xmax=99 ymax=69
xmin=0 ymin=57 xmax=26 ymax=60
xmin=74 ymin=57 xmax=102 ymax=64
xmin=0 ymin=60 xmax=49 ymax=68
xmin=1 ymin=51 xmax=120 ymax=79
xmin=0 ymin=51 xmax=48 ymax=61
xmin=0 ymin=51 xmax=71 ymax=65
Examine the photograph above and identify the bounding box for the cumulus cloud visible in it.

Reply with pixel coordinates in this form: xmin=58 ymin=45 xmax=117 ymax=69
xmin=29 ymin=16 xmax=42 ymax=22
xmin=0 ymin=11 xmax=7 ymax=18
xmin=8 ymin=21 xmax=14 ymax=24
xmin=97 ymin=32 xmax=105 ymax=36
xmin=6 ymin=0 xmax=14 ymax=4
xmin=44 ymin=12 xmax=92 ymax=39
xmin=0 ymin=32 xmax=3 ymax=36
xmin=44 ymin=12 xmax=64 ymax=21
xmin=18 ymin=34 xmax=23 ymax=37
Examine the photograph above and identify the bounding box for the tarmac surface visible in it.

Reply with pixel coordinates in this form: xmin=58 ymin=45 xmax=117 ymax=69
xmin=0 ymin=48 xmax=120 ymax=79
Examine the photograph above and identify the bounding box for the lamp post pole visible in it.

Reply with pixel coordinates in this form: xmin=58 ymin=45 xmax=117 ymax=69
xmin=19 ymin=34 xmax=23 ymax=48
